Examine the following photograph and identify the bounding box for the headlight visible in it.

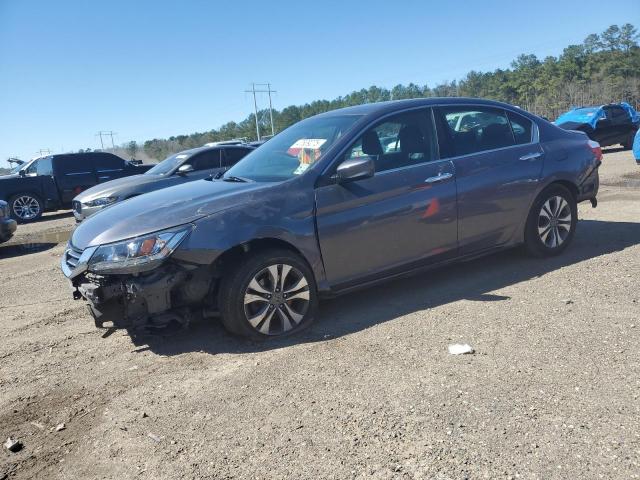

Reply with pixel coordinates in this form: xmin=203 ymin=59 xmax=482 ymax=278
xmin=87 ymin=225 xmax=193 ymax=274
xmin=85 ymin=196 xmax=117 ymax=208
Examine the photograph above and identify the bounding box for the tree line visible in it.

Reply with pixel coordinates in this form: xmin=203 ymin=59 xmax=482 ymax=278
xmin=142 ymin=24 xmax=639 ymax=161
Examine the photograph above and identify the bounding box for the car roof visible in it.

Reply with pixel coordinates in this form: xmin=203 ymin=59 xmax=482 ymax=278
xmin=173 ymin=144 xmax=254 ymax=158
xmin=313 ymin=97 xmax=525 ymax=119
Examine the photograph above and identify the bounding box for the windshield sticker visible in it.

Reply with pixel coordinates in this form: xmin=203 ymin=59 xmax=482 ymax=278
xmin=290 ymin=139 xmax=327 ymax=150
xmin=293 ymin=163 xmax=311 ymax=175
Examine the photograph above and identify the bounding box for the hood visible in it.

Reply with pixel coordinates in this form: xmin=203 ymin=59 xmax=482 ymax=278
xmin=75 ymin=174 xmax=162 ymax=202
xmin=0 ymin=173 xmax=19 ymax=180
xmin=71 ymin=179 xmax=274 ymax=249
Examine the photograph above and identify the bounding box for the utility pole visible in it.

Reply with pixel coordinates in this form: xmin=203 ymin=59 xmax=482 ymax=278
xmin=96 ymin=131 xmax=117 ymax=150
xmin=244 ymin=83 xmax=277 ymax=140
xmin=247 ymin=83 xmax=261 ymax=141
xmin=267 ymin=83 xmax=275 ymax=137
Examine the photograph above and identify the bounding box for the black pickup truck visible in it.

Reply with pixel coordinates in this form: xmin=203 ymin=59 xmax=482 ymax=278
xmin=0 ymin=152 xmax=152 ymax=222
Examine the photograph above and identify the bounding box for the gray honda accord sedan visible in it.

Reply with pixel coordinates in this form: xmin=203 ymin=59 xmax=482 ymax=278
xmin=61 ymin=98 xmax=600 ymax=338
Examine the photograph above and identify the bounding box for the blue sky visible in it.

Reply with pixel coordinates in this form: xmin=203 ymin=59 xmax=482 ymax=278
xmin=1 ymin=0 xmax=638 ymax=165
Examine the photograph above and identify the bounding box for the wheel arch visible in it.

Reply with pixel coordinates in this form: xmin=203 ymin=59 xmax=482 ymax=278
xmin=517 ymin=179 xmax=579 ymax=243
xmin=210 ymin=237 xmax=313 ymax=282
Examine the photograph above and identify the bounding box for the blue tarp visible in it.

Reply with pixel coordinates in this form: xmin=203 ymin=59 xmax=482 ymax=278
xmin=633 ymin=129 xmax=640 ymax=161
xmin=554 ymin=106 xmax=604 ymax=129
xmin=620 ymin=102 xmax=640 ymax=124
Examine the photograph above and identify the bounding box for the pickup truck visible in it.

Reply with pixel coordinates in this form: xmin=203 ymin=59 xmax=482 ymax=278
xmin=0 ymin=152 xmax=152 ymax=222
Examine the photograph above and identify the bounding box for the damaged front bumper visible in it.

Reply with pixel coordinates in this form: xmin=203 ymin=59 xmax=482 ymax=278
xmin=62 ymin=248 xmax=214 ymax=331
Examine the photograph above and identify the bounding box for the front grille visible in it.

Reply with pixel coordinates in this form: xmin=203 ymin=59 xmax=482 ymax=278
xmin=65 ymin=244 xmax=84 ymax=270
xmin=72 ymin=201 xmax=82 ymax=214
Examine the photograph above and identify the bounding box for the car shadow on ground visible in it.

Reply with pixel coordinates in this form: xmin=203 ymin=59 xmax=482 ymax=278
xmin=40 ymin=210 xmax=73 ymax=221
xmin=130 ymin=219 xmax=640 ymax=356
xmin=0 ymin=242 xmax=58 ymax=259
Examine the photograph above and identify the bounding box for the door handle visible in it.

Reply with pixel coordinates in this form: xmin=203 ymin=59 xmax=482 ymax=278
xmin=424 ymin=172 xmax=453 ymax=184
xmin=519 ymin=152 xmax=543 ymax=161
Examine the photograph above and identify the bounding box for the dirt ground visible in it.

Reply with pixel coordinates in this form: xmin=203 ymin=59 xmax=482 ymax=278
xmin=1 ymin=149 xmax=639 ymax=480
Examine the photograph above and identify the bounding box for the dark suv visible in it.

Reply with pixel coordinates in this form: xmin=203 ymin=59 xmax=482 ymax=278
xmin=0 ymin=152 xmax=152 ymax=222
xmin=555 ymin=103 xmax=639 ymax=149
xmin=61 ymin=98 xmax=600 ymax=338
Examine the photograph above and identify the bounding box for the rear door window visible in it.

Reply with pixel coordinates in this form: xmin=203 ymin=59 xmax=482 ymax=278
xmin=609 ymin=106 xmax=630 ymax=125
xmin=344 ymin=108 xmax=437 ymax=173
xmin=55 ymin=155 xmax=94 ymax=175
xmin=222 ymin=147 xmax=252 ymax=167
xmin=506 ymin=111 xmax=534 ymax=145
xmin=189 ymin=150 xmax=222 ymax=170
xmin=93 ymin=153 xmax=125 ymax=172
xmin=436 ymin=106 xmax=515 ymax=157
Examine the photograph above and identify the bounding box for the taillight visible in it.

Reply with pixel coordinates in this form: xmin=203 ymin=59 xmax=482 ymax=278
xmin=588 ymin=139 xmax=602 ymax=162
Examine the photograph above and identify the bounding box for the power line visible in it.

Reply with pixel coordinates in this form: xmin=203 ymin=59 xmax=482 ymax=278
xmin=244 ymin=83 xmax=277 ymax=140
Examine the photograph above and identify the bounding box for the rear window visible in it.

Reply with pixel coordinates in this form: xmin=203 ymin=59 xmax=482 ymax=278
xmin=437 ymin=106 xmax=515 ymax=157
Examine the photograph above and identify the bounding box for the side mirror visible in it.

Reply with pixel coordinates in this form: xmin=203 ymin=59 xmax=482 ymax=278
xmin=334 ymin=156 xmax=375 ymax=183
xmin=177 ymin=164 xmax=194 ymax=175
xmin=18 ymin=170 xmax=26 ymax=177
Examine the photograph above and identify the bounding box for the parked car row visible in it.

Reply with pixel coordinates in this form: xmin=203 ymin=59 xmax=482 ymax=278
xmin=60 ymin=98 xmax=601 ymax=339
xmin=0 ymin=152 xmax=152 ymax=222
xmin=72 ymin=143 xmax=254 ymax=222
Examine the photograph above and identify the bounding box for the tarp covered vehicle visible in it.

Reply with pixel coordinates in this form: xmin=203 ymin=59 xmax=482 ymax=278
xmin=554 ymin=102 xmax=639 ymax=149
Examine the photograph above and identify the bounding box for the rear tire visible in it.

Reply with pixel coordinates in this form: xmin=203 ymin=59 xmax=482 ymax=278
xmin=524 ymin=185 xmax=577 ymax=257
xmin=218 ymin=249 xmax=318 ymax=339
xmin=9 ymin=193 xmax=43 ymax=223
xmin=622 ymin=131 xmax=634 ymax=150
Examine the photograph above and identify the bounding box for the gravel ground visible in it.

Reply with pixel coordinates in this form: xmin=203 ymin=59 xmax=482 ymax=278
xmin=0 ymin=149 xmax=638 ymax=480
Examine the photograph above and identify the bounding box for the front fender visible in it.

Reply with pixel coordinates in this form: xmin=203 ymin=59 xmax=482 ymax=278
xmin=171 ymin=185 xmax=326 ymax=286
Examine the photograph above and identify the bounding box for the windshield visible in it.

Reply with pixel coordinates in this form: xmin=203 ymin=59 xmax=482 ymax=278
xmin=11 ymin=159 xmax=34 ymax=174
xmin=10 ymin=163 xmax=24 ymax=174
xmin=224 ymin=114 xmax=362 ymax=182
xmin=145 ymin=152 xmax=190 ymax=175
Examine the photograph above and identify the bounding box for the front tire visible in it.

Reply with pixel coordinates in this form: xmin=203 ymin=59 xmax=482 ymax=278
xmin=524 ymin=185 xmax=577 ymax=257
xmin=218 ymin=249 xmax=318 ymax=339
xmin=9 ymin=193 xmax=43 ymax=223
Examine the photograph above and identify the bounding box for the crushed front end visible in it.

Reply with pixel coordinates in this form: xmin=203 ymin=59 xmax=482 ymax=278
xmin=61 ymin=225 xmax=215 ymax=332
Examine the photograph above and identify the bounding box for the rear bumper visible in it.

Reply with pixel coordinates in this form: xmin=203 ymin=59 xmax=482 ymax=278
xmin=577 ymin=160 xmax=600 ymax=204
xmin=0 ymin=218 xmax=17 ymax=243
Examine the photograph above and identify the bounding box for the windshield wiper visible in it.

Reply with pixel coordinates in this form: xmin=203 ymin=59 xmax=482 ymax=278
xmin=222 ymin=175 xmax=249 ymax=183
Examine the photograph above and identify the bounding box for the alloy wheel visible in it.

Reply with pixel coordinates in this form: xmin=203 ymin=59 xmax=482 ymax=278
xmin=13 ymin=195 xmax=41 ymax=221
xmin=243 ymin=263 xmax=310 ymax=335
xmin=537 ymin=195 xmax=572 ymax=248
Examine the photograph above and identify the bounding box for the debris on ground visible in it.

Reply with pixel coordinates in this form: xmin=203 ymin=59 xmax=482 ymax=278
xmin=4 ymin=437 xmax=23 ymax=453
xmin=448 ymin=343 xmax=475 ymax=355
xmin=55 ymin=423 xmax=66 ymax=432
xmin=148 ymin=433 xmax=161 ymax=443
xmin=30 ymin=422 xmax=45 ymax=430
